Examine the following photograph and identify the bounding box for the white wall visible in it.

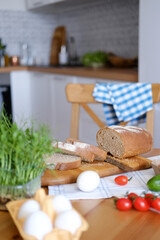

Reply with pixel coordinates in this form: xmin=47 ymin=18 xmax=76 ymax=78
xmin=139 ymin=0 xmax=160 ymax=148
xmin=139 ymin=0 xmax=160 ymax=83
xmin=57 ymin=0 xmax=139 ymax=58
xmin=0 ymin=11 xmax=57 ymax=65
xmin=0 ymin=0 xmax=139 ymax=63
xmin=0 ymin=0 xmax=26 ymax=11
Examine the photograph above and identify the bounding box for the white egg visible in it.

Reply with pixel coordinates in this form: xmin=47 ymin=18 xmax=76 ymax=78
xmin=54 ymin=209 xmax=82 ymax=234
xmin=23 ymin=210 xmax=53 ymax=240
xmin=77 ymin=171 xmax=100 ymax=192
xmin=52 ymin=195 xmax=72 ymax=214
xmin=18 ymin=199 xmax=40 ymax=219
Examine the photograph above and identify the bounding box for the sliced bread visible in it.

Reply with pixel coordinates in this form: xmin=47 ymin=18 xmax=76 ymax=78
xmin=66 ymin=138 xmax=107 ymax=161
xmin=53 ymin=141 xmax=95 ymax=162
xmin=105 ymin=154 xmax=151 ymax=172
xmin=45 ymin=153 xmax=81 ymax=171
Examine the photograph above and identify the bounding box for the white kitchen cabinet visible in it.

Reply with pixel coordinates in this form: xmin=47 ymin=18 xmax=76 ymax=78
xmin=10 ymin=71 xmax=53 ymax=130
xmin=9 ymin=71 xmax=95 ymax=142
xmin=26 ymin=0 xmax=65 ymax=9
xmin=10 ymin=71 xmax=71 ymax=141
xmin=49 ymin=75 xmax=109 ymax=143
xmin=9 ymin=71 xmax=128 ymax=145
xmin=49 ymin=75 xmax=71 ymax=141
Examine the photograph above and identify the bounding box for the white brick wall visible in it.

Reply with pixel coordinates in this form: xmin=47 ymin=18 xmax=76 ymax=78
xmin=0 ymin=0 xmax=139 ymax=65
xmin=0 ymin=11 xmax=57 ymax=65
xmin=57 ymin=0 xmax=139 ymax=58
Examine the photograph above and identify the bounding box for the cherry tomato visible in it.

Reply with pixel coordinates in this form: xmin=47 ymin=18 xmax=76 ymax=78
xmin=145 ymin=193 xmax=154 ymax=206
xmin=128 ymin=193 xmax=138 ymax=202
xmin=114 ymin=175 xmax=128 ymax=185
xmin=151 ymin=197 xmax=160 ymax=211
xmin=133 ymin=197 xmax=150 ymax=211
xmin=116 ymin=198 xmax=132 ymax=211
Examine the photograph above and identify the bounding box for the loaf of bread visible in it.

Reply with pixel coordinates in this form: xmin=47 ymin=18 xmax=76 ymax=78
xmin=66 ymin=138 xmax=107 ymax=161
xmin=96 ymin=126 xmax=153 ymax=158
xmin=105 ymin=154 xmax=151 ymax=172
xmin=45 ymin=153 xmax=81 ymax=170
xmin=53 ymin=141 xmax=95 ymax=162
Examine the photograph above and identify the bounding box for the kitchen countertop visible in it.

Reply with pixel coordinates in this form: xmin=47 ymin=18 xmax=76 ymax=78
xmin=0 ymin=66 xmax=138 ymax=82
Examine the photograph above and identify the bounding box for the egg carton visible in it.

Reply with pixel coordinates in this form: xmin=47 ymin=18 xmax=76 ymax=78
xmin=6 ymin=188 xmax=88 ymax=240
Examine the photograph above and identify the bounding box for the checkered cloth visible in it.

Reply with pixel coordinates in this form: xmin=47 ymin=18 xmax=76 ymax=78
xmin=48 ymin=155 xmax=160 ymax=200
xmin=92 ymin=83 xmax=153 ymax=125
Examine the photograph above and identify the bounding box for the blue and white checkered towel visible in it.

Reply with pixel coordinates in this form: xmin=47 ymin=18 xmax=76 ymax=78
xmin=92 ymin=83 xmax=153 ymax=125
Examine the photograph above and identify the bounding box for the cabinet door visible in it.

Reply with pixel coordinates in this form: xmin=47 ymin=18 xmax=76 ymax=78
xmin=50 ymin=75 xmax=72 ymax=142
xmin=10 ymin=71 xmax=53 ymax=130
xmin=51 ymin=75 xmax=106 ymax=143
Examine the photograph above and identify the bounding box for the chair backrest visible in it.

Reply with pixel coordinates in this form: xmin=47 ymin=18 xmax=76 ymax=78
xmin=65 ymin=83 xmax=160 ymax=139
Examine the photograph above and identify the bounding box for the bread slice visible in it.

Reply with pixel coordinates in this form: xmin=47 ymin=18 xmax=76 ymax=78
xmin=53 ymin=141 xmax=95 ymax=162
xmin=96 ymin=126 xmax=153 ymax=158
xmin=105 ymin=154 xmax=151 ymax=172
xmin=66 ymin=138 xmax=107 ymax=161
xmin=45 ymin=153 xmax=81 ymax=171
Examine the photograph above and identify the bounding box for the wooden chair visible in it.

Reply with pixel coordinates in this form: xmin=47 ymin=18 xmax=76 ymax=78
xmin=65 ymin=83 xmax=160 ymax=139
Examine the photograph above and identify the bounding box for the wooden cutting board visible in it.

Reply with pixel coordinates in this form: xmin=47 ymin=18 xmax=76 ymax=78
xmin=41 ymin=161 xmax=124 ymax=186
xmin=49 ymin=26 xmax=66 ymax=65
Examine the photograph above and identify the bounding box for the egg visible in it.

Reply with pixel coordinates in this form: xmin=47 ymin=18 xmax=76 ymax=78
xmin=23 ymin=210 xmax=53 ymax=240
xmin=52 ymin=195 xmax=72 ymax=214
xmin=77 ymin=171 xmax=100 ymax=192
xmin=18 ymin=199 xmax=40 ymax=219
xmin=54 ymin=209 xmax=82 ymax=234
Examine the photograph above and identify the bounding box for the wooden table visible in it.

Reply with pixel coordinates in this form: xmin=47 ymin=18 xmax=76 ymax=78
xmin=0 ymin=149 xmax=160 ymax=240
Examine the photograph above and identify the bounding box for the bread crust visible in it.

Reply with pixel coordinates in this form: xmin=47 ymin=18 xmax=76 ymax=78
xmin=66 ymin=138 xmax=107 ymax=161
xmin=55 ymin=160 xmax=81 ymax=170
xmin=105 ymin=154 xmax=151 ymax=171
xmin=96 ymin=126 xmax=153 ymax=158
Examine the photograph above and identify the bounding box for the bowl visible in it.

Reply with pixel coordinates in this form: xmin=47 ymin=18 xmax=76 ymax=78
xmin=108 ymin=56 xmax=138 ymax=68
